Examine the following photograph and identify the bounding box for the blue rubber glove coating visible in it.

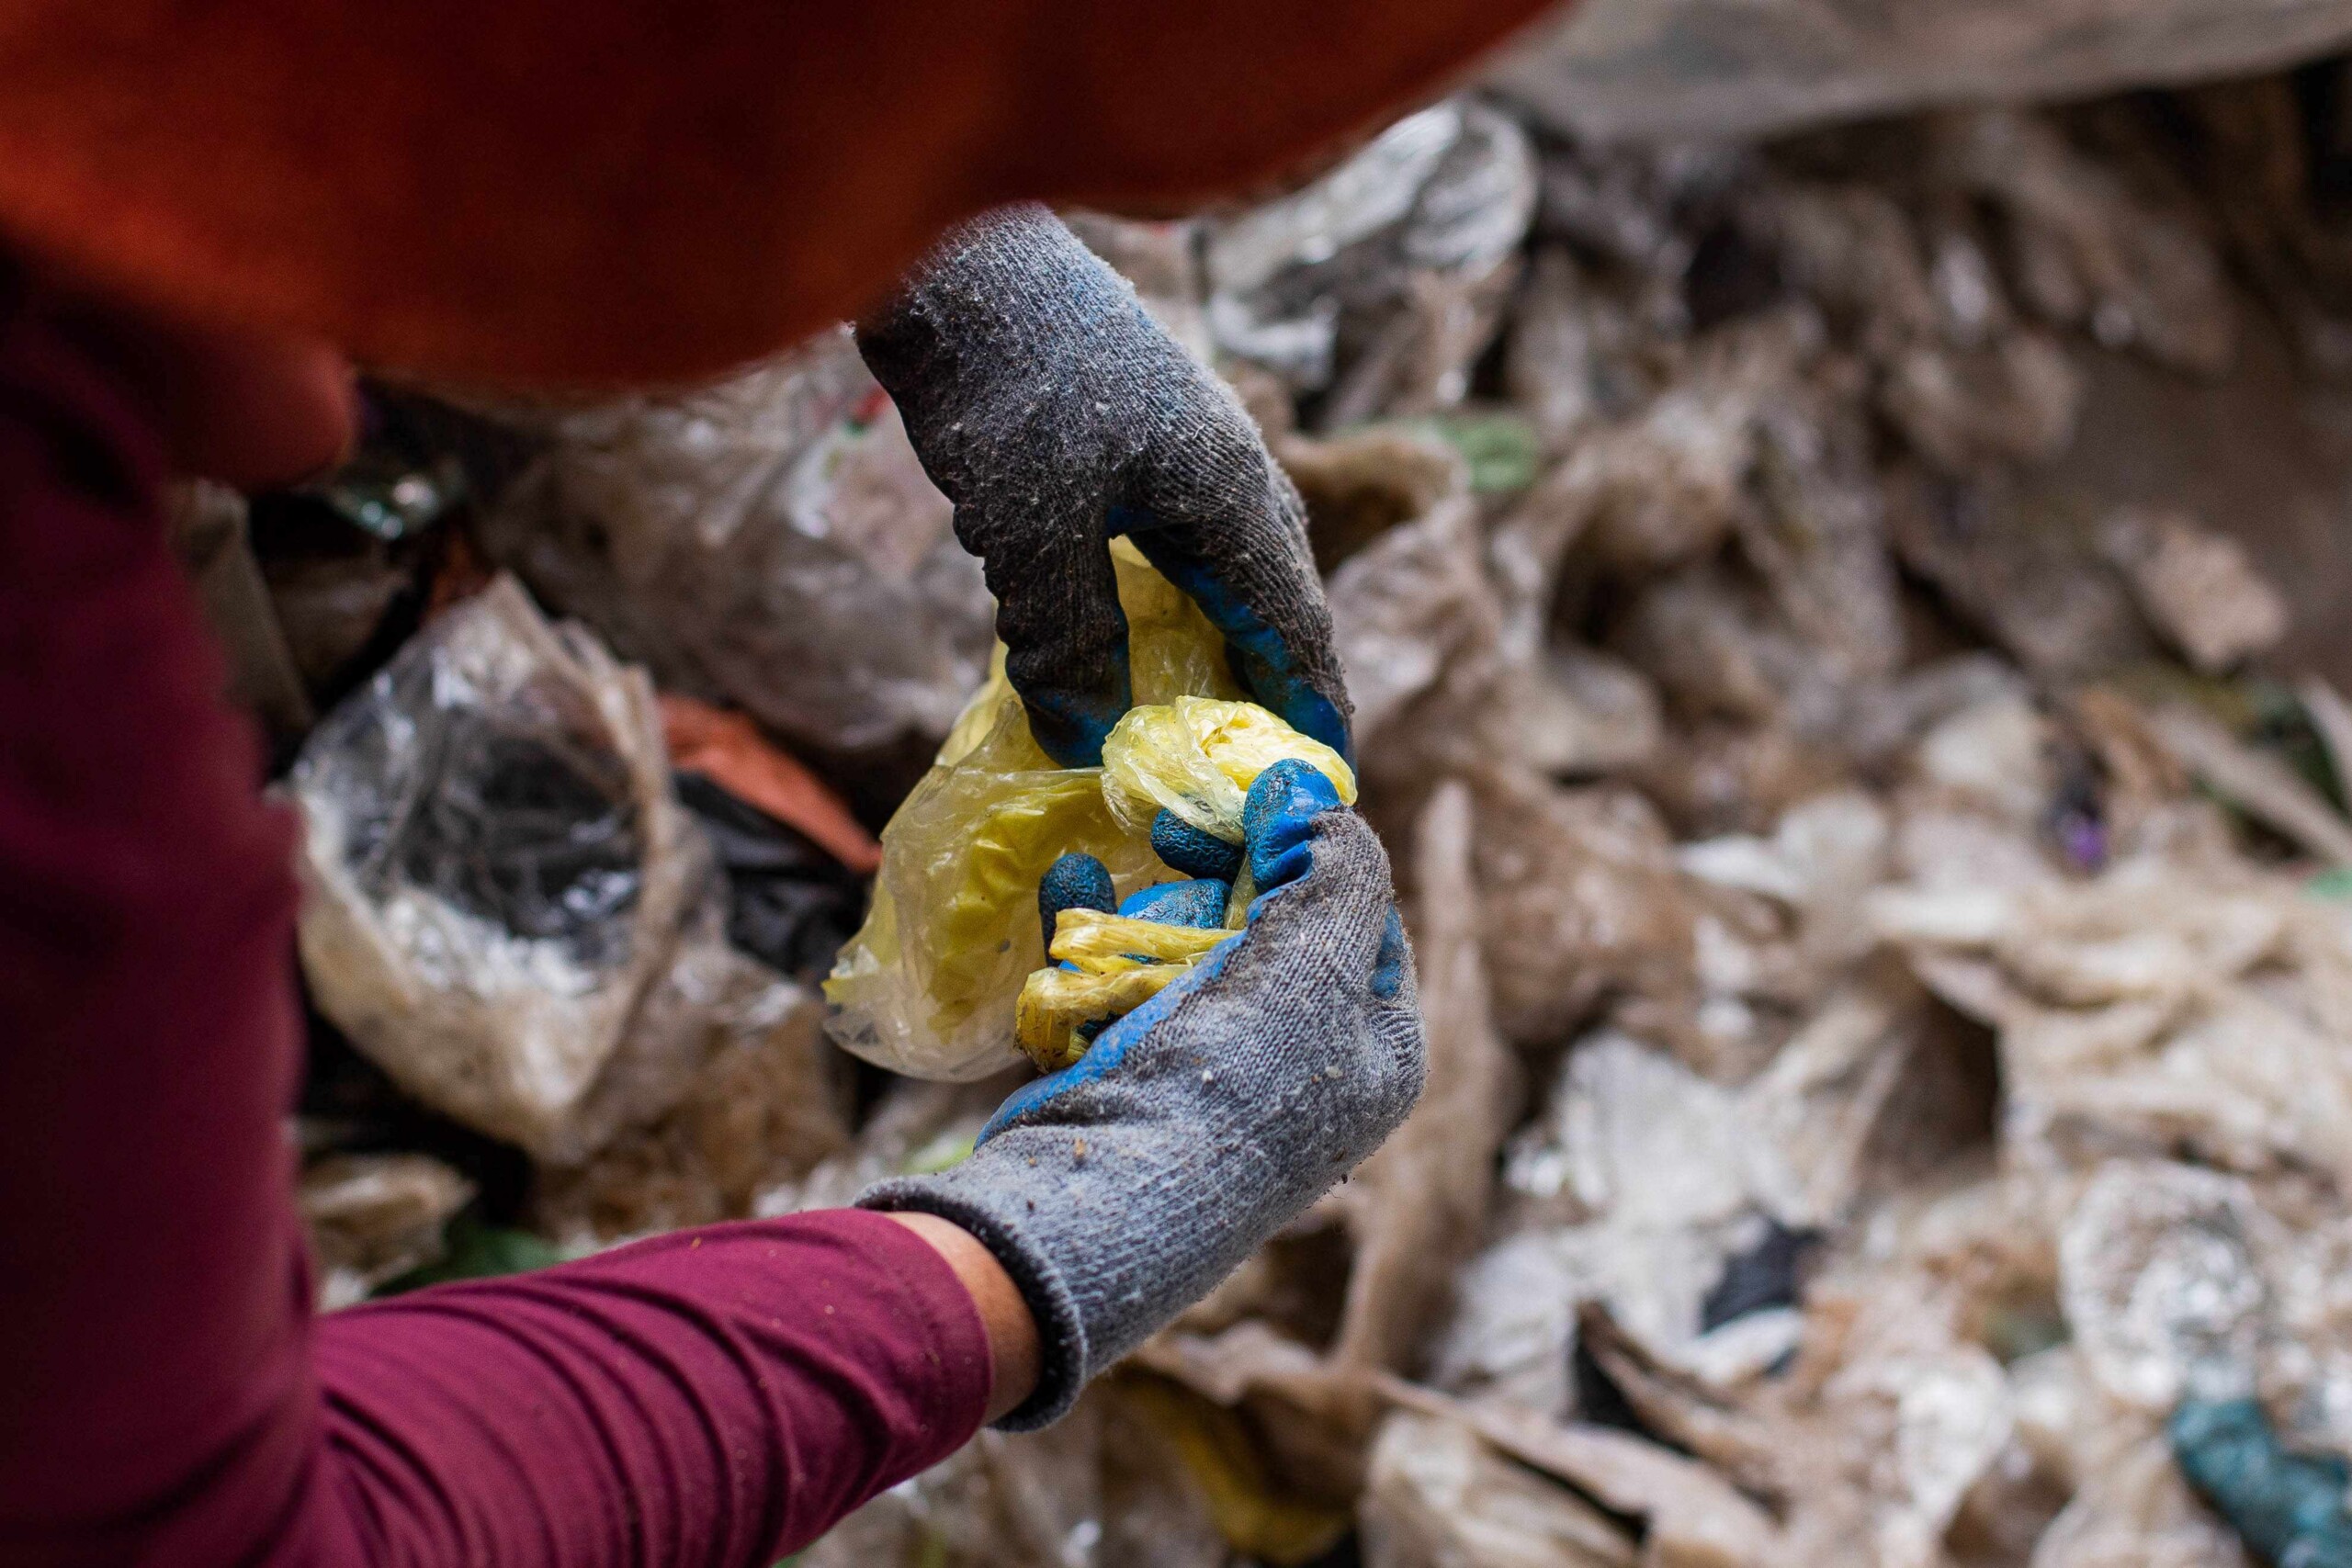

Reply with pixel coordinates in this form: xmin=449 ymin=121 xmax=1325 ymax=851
xmin=1116 ymin=878 xmax=1229 ymax=931
xmin=1150 ymin=809 xmax=1244 ymax=884
xmin=1038 ymin=852 xmax=1118 ymax=951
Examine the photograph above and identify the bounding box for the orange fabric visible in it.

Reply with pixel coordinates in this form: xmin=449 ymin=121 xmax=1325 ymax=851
xmin=661 ymin=694 xmax=883 ymax=876
xmin=0 ymin=2 xmax=1561 ymax=391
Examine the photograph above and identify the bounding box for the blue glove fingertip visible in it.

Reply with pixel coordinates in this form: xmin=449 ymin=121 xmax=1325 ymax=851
xmin=1039 ymin=852 xmax=1117 ymax=951
xmin=1263 ymin=680 xmax=1352 ymax=768
xmin=1150 ymin=810 xmax=1245 ymax=883
xmin=1025 ymin=693 xmax=1124 ymax=771
xmin=1244 ymin=759 xmax=1342 ymax=892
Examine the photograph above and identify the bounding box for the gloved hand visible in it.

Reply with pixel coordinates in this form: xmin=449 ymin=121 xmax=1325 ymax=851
xmin=855 ymin=205 xmax=1349 ymax=768
xmin=860 ymin=761 xmax=1421 ymax=1427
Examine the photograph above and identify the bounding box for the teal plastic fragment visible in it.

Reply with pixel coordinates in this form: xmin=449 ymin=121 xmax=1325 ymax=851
xmin=2171 ymin=1396 xmax=2352 ymax=1568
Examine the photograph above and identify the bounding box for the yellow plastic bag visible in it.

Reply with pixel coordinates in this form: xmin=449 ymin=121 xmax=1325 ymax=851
xmin=1012 ymin=909 xmax=1238 ymax=1069
xmin=825 ymin=541 xmax=1355 ymax=1080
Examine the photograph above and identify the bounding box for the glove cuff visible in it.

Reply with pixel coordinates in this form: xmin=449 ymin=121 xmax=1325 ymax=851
xmin=856 ymin=1176 xmax=1092 ymax=1431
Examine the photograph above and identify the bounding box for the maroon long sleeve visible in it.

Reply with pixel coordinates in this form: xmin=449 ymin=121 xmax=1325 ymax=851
xmin=0 ymin=289 xmax=991 ymax=1564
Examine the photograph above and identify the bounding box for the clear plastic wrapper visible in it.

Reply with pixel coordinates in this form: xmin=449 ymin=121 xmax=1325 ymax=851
xmin=476 ymin=326 xmax=994 ymax=754
xmin=1206 ymin=98 xmax=1536 ymax=423
xmin=289 ymin=577 xmax=723 ymax=1163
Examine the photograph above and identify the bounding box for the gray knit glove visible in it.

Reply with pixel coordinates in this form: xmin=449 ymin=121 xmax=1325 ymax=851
xmin=855 ymin=205 xmax=1350 ymax=768
xmin=860 ymin=761 xmax=1422 ymax=1427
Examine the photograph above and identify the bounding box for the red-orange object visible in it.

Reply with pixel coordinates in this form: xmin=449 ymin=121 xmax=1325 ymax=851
xmin=0 ymin=2 xmax=1561 ymax=390
xmin=662 ymin=694 xmax=884 ymax=876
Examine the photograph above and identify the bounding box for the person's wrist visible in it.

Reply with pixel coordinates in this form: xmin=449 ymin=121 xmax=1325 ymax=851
xmin=880 ymin=1212 xmax=1041 ymax=1423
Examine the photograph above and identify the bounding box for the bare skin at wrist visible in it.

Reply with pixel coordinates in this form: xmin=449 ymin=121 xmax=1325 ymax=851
xmin=882 ymin=1213 xmax=1041 ymax=1422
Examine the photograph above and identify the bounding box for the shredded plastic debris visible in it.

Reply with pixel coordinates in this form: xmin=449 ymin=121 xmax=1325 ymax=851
xmin=258 ymin=60 xmax=2352 ymax=1568
xmin=473 ymin=326 xmax=994 ymax=754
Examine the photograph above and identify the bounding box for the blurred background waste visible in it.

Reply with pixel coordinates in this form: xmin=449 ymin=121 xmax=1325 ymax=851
xmin=228 ymin=9 xmax=2352 ymax=1559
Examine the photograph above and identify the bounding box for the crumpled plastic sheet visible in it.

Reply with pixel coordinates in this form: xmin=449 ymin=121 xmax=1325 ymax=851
xmin=289 ymin=576 xmax=730 ymax=1164
xmin=1206 ymin=97 xmax=1537 ymax=425
xmin=475 ymin=325 xmax=994 ymax=754
xmin=534 ymin=959 xmax=850 ymax=1245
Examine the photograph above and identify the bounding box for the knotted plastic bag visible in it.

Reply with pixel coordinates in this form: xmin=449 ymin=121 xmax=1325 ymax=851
xmin=824 ymin=541 xmax=1353 ymax=1080
xmin=289 ymin=577 xmax=726 ymax=1163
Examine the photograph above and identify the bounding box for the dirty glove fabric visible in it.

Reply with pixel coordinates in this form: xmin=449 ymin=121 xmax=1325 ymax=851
xmin=856 ymin=205 xmax=1350 ymax=767
xmin=862 ymin=761 xmax=1424 ymax=1427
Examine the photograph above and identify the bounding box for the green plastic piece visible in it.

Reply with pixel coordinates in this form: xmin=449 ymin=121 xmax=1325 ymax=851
xmin=2171 ymin=1396 xmax=2352 ymax=1568
xmin=374 ymin=1212 xmax=563 ymax=1297
xmin=901 ymin=1131 xmax=977 ymax=1176
xmin=1401 ymin=412 xmax=1544 ymax=494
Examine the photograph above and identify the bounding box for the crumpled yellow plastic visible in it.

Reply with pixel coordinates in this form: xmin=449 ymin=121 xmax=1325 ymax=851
xmin=825 ymin=542 xmax=1353 ymax=1081
xmin=1047 ymin=908 xmax=1236 ymax=973
xmin=826 ymin=543 xmax=1241 ymax=1081
xmin=1012 ymin=909 xmax=1238 ymax=1068
xmin=1013 ymin=967 xmax=1182 ymax=1071
xmin=1102 ymin=695 xmax=1357 ymax=841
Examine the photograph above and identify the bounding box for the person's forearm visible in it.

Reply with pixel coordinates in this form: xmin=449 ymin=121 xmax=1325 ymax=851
xmin=311 ymin=1212 xmax=996 ymax=1565
xmin=0 ymin=271 xmax=1009 ymax=1566
xmin=884 ymin=1213 xmax=1042 ymax=1422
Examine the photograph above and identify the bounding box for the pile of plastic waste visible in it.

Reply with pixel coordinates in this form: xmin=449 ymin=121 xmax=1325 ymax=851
xmin=210 ymin=49 xmax=2352 ymax=1568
